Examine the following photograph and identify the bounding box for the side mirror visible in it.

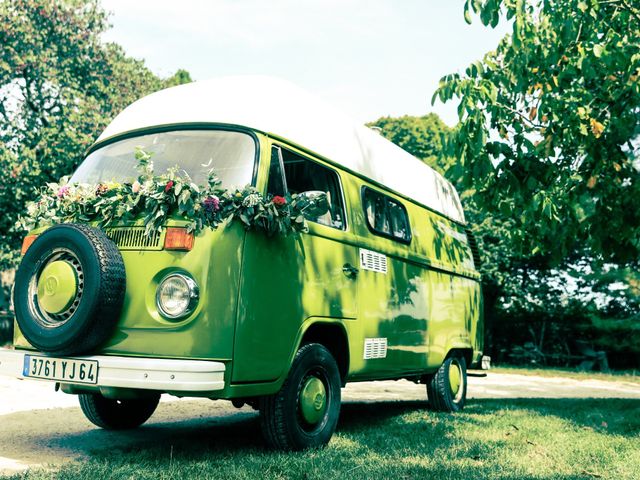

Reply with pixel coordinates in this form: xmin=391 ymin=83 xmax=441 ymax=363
xmin=298 ymin=191 xmax=330 ymax=218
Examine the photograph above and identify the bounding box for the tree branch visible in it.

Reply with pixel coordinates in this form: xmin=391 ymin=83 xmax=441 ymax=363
xmin=22 ymin=70 xmax=50 ymax=128
xmin=0 ymin=98 xmax=9 ymax=123
xmin=495 ymin=101 xmax=545 ymax=129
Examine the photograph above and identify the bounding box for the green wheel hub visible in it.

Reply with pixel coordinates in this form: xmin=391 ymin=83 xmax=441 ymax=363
xmin=449 ymin=360 xmax=463 ymax=400
xmin=299 ymin=376 xmax=327 ymax=425
xmin=37 ymin=260 xmax=78 ymax=314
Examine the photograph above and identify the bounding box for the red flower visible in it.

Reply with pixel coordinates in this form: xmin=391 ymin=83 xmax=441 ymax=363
xmin=165 ymin=180 xmax=174 ymax=192
xmin=272 ymin=196 xmax=287 ymax=207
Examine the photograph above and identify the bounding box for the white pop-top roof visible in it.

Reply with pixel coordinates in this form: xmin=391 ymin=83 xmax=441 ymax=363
xmin=97 ymin=76 xmax=466 ymax=223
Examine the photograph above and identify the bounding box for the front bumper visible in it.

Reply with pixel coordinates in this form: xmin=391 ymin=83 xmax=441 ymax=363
xmin=0 ymin=348 xmax=225 ymax=392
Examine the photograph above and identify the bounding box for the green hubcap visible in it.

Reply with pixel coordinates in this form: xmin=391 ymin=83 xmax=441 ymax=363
xmin=37 ymin=260 xmax=78 ymax=314
xmin=299 ymin=376 xmax=327 ymax=425
xmin=449 ymin=361 xmax=462 ymax=397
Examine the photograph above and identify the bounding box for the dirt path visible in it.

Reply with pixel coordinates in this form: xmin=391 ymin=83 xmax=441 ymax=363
xmin=1 ymin=373 xmax=639 ymax=475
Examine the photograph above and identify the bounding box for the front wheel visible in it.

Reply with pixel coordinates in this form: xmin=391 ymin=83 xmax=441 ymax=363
xmin=426 ymin=354 xmax=467 ymax=412
xmin=79 ymin=392 xmax=161 ymax=429
xmin=259 ymin=343 xmax=341 ymax=450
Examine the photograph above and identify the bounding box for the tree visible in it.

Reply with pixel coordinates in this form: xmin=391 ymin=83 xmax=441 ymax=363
xmin=0 ymin=0 xmax=191 ymax=268
xmin=367 ymin=114 xmax=452 ymax=172
xmin=435 ymin=0 xmax=640 ymax=264
xmin=163 ymin=69 xmax=193 ymax=88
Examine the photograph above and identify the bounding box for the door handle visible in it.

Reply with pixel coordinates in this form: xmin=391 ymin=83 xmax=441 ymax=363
xmin=342 ymin=263 xmax=359 ymax=278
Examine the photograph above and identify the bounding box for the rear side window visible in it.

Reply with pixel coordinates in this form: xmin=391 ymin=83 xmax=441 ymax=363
xmin=270 ymin=146 xmax=346 ymax=230
xmin=363 ymin=187 xmax=411 ymax=243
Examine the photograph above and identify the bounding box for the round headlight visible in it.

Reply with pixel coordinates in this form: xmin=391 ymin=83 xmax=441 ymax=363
xmin=156 ymin=273 xmax=199 ymax=319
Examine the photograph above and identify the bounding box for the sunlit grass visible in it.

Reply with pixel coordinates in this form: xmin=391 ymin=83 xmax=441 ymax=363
xmin=7 ymin=397 xmax=639 ymax=480
xmin=491 ymin=365 xmax=640 ymax=384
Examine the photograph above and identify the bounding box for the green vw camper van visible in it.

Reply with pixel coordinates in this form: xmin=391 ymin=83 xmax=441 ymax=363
xmin=0 ymin=76 xmax=487 ymax=450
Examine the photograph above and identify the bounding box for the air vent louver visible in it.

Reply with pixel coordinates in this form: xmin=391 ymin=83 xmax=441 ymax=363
xmin=465 ymin=229 xmax=482 ymax=268
xmin=359 ymin=248 xmax=388 ymax=274
xmin=363 ymin=338 xmax=388 ymax=359
xmin=105 ymin=227 xmax=162 ymax=250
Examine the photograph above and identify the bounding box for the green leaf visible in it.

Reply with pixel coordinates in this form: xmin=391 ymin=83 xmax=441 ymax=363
xmin=593 ymin=44 xmax=604 ymax=58
xmin=464 ymin=8 xmax=473 ymax=25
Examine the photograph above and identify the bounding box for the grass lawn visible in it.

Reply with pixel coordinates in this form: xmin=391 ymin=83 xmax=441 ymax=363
xmin=491 ymin=366 xmax=640 ymax=384
xmin=6 ymin=396 xmax=639 ymax=480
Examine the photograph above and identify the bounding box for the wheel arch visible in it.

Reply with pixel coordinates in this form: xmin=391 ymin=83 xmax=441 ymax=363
xmin=298 ymin=319 xmax=350 ymax=386
xmin=446 ymin=345 xmax=474 ymax=367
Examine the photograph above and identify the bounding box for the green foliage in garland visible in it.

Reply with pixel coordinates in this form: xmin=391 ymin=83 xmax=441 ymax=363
xmin=20 ymin=149 xmax=325 ymax=238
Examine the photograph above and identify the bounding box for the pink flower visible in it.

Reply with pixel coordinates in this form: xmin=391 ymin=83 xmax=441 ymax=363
xmin=56 ymin=186 xmax=69 ymax=198
xmin=132 ymin=181 xmax=141 ymax=193
xmin=204 ymin=195 xmax=220 ymax=212
xmin=165 ymin=180 xmax=174 ymax=193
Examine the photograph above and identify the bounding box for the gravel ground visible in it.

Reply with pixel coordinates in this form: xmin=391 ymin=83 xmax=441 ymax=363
xmin=1 ymin=371 xmax=639 ymax=475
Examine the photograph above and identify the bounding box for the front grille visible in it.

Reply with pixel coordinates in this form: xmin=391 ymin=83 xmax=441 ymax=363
xmin=105 ymin=227 xmax=163 ymax=250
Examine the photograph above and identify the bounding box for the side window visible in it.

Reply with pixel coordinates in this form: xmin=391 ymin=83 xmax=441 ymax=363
xmin=388 ymin=199 xmax=410 ymax=241
xmin=363 ymin=187 xmax=411 ymax=243
xmin=279 ymin=147 xmax=346 ymax=230
xmin=365 ymin=189 xmax=390 ymax=234
xmin=267 ymin=146 xmax=286 ymax=197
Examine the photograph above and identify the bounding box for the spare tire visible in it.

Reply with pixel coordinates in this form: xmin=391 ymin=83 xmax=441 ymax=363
xmin=13 ymin=223 xmax=125 ymax=355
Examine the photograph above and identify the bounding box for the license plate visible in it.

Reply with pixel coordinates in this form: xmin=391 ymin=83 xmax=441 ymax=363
xmin=23 ymin=355 xmax=99 ymax=385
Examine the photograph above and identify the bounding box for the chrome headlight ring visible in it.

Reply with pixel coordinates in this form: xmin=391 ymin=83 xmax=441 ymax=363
xmin=155 ymin=273 xmax=199 ymax=320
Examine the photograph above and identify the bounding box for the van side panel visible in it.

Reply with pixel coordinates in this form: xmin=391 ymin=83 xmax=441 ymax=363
xmin=420 ymin=215 xmax=482 ymax=368
xmin=344 ymin=176 xmax=482 ymax=380
xmin=425 ymin=273 xmax=482 ymax=367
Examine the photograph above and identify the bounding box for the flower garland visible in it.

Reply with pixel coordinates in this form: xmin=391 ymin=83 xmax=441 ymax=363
xmin=20 ymin=148 xmax=327 ymax=238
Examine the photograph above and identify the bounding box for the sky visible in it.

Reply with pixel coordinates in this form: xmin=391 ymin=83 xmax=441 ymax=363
xmin=100 ymin=0 xmax=510 ymax=126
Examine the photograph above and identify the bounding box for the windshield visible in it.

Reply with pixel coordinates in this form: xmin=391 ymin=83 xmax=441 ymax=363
xmin=71 ymin=130 xmax=256 ymax=188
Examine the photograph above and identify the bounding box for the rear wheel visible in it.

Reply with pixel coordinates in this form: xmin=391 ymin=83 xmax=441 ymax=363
xmin=79 ymin=392 xmax=160 ymax=429
xmin=259 ymin=343 xmax=341 ymax=450
xmin=426 ymin=354 xmax=467 ymax=412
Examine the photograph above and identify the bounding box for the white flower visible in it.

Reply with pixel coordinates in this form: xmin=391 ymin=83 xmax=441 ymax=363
xmin=242 ymin=193 xmax=261 ymax=207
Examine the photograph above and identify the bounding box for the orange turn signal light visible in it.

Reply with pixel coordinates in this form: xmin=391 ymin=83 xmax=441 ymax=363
xmin=164 ymin=227 xmax=194 ymax=251
xmin=21 ymin=235 xmax=38 ymax=255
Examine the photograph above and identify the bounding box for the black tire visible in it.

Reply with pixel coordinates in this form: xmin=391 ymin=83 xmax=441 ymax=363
xmin=259 ymin=343 xmax=341 ymax=450
xmin=79 ymin=392 xmax=160 ymax=430
xmin=13 ymin=223 xmax=126 ymax=355
xmin=426 ymin=354 xmax=467 ymax=412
